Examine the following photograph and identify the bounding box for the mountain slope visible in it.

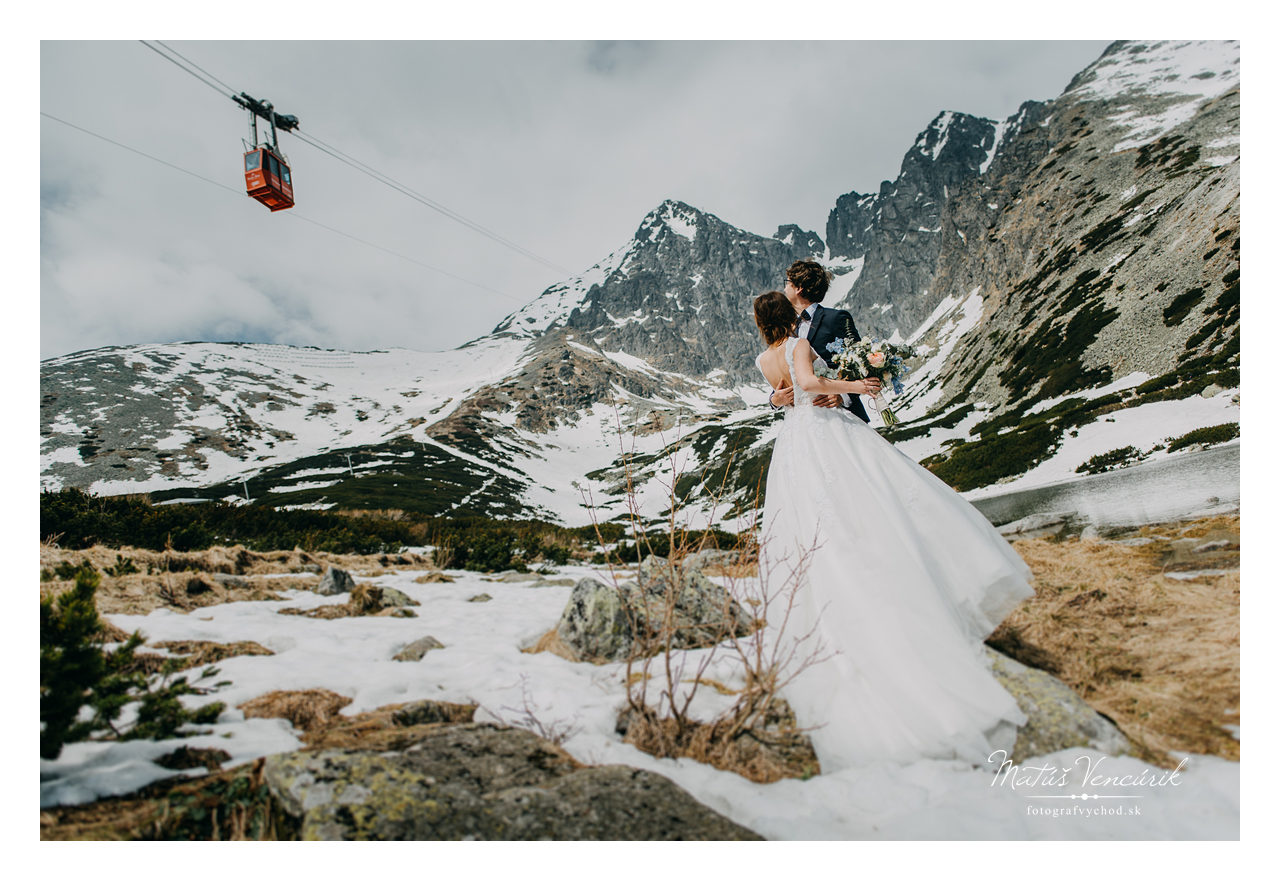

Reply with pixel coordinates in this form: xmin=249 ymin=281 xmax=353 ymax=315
xmin=41 ymin=41 xmax=1240 ymax=526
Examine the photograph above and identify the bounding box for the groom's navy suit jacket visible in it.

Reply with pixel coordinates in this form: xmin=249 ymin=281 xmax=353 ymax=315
xmin=805 ymin=304 xmax=871 ymax=424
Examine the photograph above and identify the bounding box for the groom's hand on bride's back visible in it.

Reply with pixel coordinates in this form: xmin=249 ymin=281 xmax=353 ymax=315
xmin=769 ymin=386 xmax=840 ymax=408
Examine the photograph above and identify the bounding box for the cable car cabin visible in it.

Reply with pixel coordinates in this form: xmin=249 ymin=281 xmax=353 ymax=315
xmin=243 ymin=147 xmax=294 ymax=212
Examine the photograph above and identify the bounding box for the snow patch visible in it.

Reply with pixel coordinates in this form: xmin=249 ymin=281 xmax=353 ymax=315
xmin=1026 ymin=372 xmax=1152 ymax=415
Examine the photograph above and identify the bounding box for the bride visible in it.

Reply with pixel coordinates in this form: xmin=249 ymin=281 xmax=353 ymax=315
xmin=752 ymin=288 xmax=1035 ymax=772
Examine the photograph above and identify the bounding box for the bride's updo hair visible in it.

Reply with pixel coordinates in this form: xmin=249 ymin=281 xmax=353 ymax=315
xmin=754 ymin=290 xmax=797 ymax=345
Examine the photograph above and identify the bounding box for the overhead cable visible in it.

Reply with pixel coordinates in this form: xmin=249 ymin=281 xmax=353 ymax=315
xmin=41 ymin=111 xmax=526 ymax=302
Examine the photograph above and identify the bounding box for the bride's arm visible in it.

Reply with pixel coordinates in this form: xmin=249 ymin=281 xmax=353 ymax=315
xmin=793 ymin=340 xmax=881 ymax=396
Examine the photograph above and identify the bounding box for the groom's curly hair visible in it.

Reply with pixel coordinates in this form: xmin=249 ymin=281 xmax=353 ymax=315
xmin=754 ymin=290 xmax=797 ymax=346
xmin=786 ymin=259 xmax=832 ymax=303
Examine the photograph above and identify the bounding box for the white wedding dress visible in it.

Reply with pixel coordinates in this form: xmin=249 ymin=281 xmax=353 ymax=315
xmin=756 ymin=337 xmax=1034 ymax=772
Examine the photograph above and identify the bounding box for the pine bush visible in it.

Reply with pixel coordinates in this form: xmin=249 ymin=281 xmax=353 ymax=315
xmin=39 ymin=567 xmax=225 ymax=760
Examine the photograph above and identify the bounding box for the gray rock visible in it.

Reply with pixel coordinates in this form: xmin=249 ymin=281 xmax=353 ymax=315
xmin=553 ymin=557 xmax=754 ymax=663
xmin=984 ymin=647 xmax=1131 ymax=764
xmin=1201 ymin=383 xmax=1226 ymax=398
xmin=680 ymin=548 xmax=739 ymax=573
xmin=486 ymin=571 xmax=544 ymax=583
xmin=467 ymin=593 xmax=493 ymax=603
xmin=210 ymin=573 xmax=250 ymax=588
xmin=262 ymin=723 xmax=761 ymax=840
xmin=393 ymin=636 xmax=446 ymax=662
xmin=315 ymin=567 xmax=356 ymax=596
xmin=555 ymin=578 xmax=635 ymax=662
xmin=997 ymin=512 xmax=1074 ymax=538
xmin=378 ymin=586 xmax=418 ymax=607
xmin=635 ymin=556 xmax=754 ymax=647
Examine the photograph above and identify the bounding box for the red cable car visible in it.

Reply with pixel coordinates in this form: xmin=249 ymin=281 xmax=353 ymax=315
xmin=233 ymin=92 xmax=299 ymax=213
xmin=243 ymin=146 xmax=294 ymax=212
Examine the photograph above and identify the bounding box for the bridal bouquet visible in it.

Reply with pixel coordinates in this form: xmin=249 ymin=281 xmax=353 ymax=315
xmin=826 ymin=337 xmax=916 ymax=428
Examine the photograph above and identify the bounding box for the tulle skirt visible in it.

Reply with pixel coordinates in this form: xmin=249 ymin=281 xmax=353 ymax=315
xmin=759 ymin=405 xmax=1034 ymax=771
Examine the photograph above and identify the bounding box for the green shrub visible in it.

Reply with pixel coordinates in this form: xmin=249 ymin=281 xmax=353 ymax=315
xmin=1166 ymin=423 xmax=1240 ymax=454
xmin=40 ymin=488 xmax=415 ymax=554
xmin=1163 ymin=286 xmax=1207 ymax=327
xmin=927 ymin=423 xmax=1058 ymax=492
xmin=40 ymin=567 xmax=225 ymax=760
xmin=104 ymin=554 xmax=139 ymax=576
xmin=1076 ymin=446 xmax=1142 ymax=475
xmin=455 ymin=530 xmax=521 ymax=572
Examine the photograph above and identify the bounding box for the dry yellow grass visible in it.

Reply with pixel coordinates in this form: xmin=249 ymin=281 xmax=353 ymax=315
xmin=126 ymin=640 xmax=274 ymax=675
xmin=620 ymin=700 xmax=819 ymax=783
xmin=301 ymin=700 xmax=479 ymax=751
xmin=238 ymin=689 xmax=354 ymax=733
xmin=40 ymin=543 xmax=436 ymax=579
xmin=682 ymin=677 xmax=740 ymax=696
xmin=994 ymin=516 xmax=1240 ymax=767
xmin=39 ymin=570 xmax=300 ymax=616
xmin=522 ymin=628 xmax=580 ymax=662
xmin=38 ymin=543 xmax=444 ymax=615
xmin=40 ymin=759 xmax=284 ymax=841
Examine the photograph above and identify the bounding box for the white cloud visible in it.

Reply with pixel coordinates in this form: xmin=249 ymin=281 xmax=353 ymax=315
xmin=39 ymin=39 xmax=1113 ymax=359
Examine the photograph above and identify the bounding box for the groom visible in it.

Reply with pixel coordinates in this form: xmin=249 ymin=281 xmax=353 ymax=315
xmin=768 ymin=259 xmax=873 ymax=423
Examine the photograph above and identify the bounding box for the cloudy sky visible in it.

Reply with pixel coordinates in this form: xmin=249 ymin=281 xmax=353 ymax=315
xmin=40 ymin=39 xmax=1113 ymax=359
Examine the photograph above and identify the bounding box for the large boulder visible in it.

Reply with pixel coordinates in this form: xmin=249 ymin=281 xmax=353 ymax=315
xmin=555 ymin=578 xmax=634 ymax=662
xmin=985 ymin=647 xmax=1133 ymax=763
xmin=633 ymin=556 xmax=754 ymax=648
xmin=553 ymin=556 xmax=754 ymax=663
xmin=262 ymin=723 xmax=761 ymax=840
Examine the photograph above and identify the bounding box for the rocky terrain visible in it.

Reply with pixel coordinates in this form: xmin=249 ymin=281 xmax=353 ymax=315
xmin=41 ymin=522 xmax=1238 ymax=840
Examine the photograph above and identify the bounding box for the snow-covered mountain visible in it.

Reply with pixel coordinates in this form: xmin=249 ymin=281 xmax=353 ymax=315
xmin=41 ymin=40 xmax=1241 ymax=527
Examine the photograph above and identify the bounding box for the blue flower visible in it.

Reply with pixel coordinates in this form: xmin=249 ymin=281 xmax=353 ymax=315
xmin=826 ymin=339 xmax=845 ymax=354
xmin=892 ymin=379 xmax=904 ymax=395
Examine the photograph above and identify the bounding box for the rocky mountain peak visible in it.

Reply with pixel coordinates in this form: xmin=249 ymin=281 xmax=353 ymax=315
xmin=773 ymin=224 xmax=825 ymax=254
xmin=492 ymin=197 xmax=822 ymax=384
xmin=1064 ymin=40 xmax=1239 ymax=107
xmin=903 ymin=110 xmax=1002 ymax=184
xmin=636 ymin=199 xmax=706 ymax=244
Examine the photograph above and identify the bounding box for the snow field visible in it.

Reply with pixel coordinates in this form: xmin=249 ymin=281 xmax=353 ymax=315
xmin=40 ymin=564 xmax=1239 ymax=839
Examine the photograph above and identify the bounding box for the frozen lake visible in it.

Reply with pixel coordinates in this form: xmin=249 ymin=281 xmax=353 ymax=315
xmin=968 ymin=442 xmax=1240 ymax=532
